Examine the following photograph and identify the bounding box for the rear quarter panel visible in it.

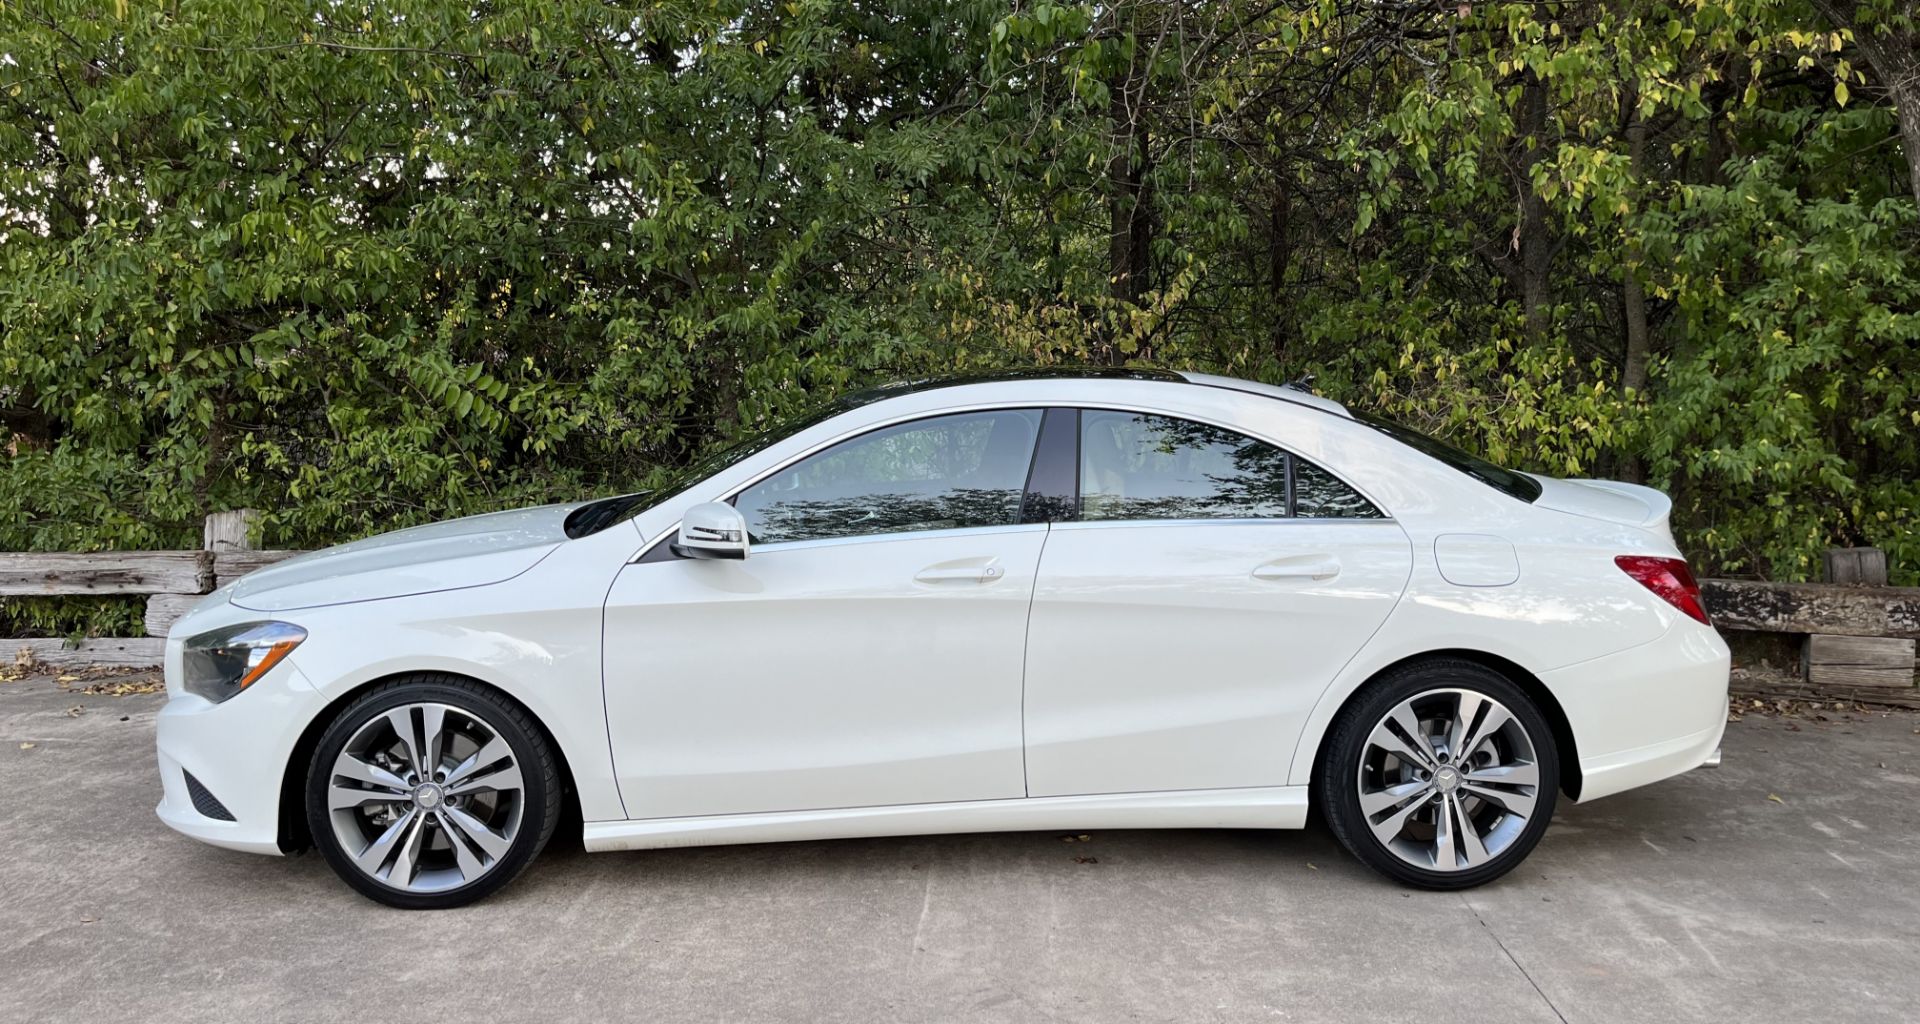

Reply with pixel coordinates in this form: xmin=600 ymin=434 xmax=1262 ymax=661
xmin=1284 ymin=498 xmax=1699 ymax=786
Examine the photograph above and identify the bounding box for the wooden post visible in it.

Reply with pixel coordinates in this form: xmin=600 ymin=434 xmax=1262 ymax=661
xmin=143 ymin=509 xmax=262 ymax=636
xmin=203 ymin=509 xmax=259 ymax=553
xmin=1823 ymin=547 xmax=1888 ymax=586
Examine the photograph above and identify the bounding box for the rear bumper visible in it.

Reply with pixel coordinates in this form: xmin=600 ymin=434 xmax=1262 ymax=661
xmin=1542 ymin=623 xmax=1730 ymax=803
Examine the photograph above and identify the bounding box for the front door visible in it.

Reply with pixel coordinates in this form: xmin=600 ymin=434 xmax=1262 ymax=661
xmin=602 ymin=409 xmax=1047 ymax=819
xmin=1022 ymin=409 xmax=1413 ymax=797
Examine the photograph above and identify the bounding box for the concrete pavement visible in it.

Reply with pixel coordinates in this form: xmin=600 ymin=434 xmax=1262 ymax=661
xmin=3 ymin=675 xmax=1917 ymax=1023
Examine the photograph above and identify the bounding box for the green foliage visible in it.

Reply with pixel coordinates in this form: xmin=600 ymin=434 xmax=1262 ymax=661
xmin=1644 ymin=126 xmax=1920 ymax=579
xmin=0 ymin=0 xmax=1914 ymax=618
xmin=0 ymin=597 xmax=145 ymax=643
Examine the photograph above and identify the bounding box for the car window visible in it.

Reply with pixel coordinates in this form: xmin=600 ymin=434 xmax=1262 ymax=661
xmin=1080 ymin=412 xmax=1290 ymax=521
xmin=1078 ymin=411 xmax=1381 ymax=521
xmin=1293 ymin=457 xmax=1383 ymax=519
xmin=733 ymin=410 xmax=1043 ymax=545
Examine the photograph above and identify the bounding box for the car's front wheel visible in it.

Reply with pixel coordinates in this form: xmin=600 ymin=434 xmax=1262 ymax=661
xmin=305 ymin=675 xmax=560 ymax=909
xmin=1318 ymin=660 xmax=1559 ymax=889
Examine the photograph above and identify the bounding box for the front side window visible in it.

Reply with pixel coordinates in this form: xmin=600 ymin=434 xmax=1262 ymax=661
xmin=734 ymin=410 xmax=1043 ymax=545
xmin=1078 ymin=411 xmax=1381 ymax=521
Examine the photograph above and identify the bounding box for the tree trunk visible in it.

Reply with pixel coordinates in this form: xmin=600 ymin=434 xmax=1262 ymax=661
xmin=1515 ymin=71 xmax=1555 ymax=344
xmin=1104 ymin=43 xmax=1153 ymax=365
xmin=1620 ymin=87 xmax=1652 ymax=484
xmin=1808 ymin=0 xmax=1920 ymax=209
xmin=1889 ymin=76 xmax=1920 ymax=210
xmin=1107 ymin=95 xmax=1146 ymax=309
xmin=1268 ymin=180 xmax=1292 ymax=364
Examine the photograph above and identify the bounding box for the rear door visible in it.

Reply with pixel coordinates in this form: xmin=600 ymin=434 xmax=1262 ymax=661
xmin=1022 ymin=409 xmax=1413 ymax=797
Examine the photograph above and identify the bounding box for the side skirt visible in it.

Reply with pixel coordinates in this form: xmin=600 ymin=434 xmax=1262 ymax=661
xmin=581 ymin=786 xmax=1309 ymax=853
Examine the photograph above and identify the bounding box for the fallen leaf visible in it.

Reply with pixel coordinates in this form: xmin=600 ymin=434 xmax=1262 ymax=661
xmin=64 ymin=705 xmax=83 ymax=718
xmin=1306 ymin=862 xmax=1318 ymax=871
xmin=56 ymin=674 xmax=77 ymax=682
xmin=1073 ymin=856 xmax=1098 ymax=865
xmin=1767 ymin=793 xmax=1785 ymax=804
xmin=19 ymin=742 xmax=34 ymax=750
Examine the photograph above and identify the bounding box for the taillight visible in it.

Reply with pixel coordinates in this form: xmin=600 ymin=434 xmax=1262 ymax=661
xmin=1614 ymin=555 xmax=1710 ymax=625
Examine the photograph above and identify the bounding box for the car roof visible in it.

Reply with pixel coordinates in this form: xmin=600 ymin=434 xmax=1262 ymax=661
xmin=840 ymin=367 xmax=1352 ymax=418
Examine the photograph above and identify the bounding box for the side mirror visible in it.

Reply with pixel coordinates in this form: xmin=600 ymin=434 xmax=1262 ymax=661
xmin=673 ymin=502 xmax=750 ymax=560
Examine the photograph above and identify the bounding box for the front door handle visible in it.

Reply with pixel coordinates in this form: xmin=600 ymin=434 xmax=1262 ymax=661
xmin=1253 ymin=556 xmax=1341 ymax=582
xmin=915 ymin=564 xmax=1005 ymax=584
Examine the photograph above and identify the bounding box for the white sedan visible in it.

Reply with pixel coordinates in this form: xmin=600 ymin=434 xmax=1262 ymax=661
xmin=155 ymin=369 xmax=1729 ymax=908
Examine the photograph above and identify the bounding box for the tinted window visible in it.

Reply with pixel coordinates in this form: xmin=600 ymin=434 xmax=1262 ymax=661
xmin=1080 ymin=412 xmax=1290 ymax=521
xmin=1294 ymin=458 xmax=1383 ymax=519
xmin=1353 ymin=411 xmax=1541 ymax=503
xmin=1078 ymin=411 xmax=1382 ymax=521
xmin=734 ymin=410 xmax=1042 ymax=544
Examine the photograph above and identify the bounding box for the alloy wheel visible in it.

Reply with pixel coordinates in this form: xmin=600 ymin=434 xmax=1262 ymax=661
xmin=325 ymin=702 xmax=525 ymax=893
xmin=1356 ymin=688 xmax=1541 ymax=873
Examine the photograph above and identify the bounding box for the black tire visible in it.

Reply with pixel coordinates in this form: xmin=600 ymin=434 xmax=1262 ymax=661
xmin=305 ymin=674 xmax=561 ymax=909
xmin=1317 ymin=659 xmax=1559 ymax=890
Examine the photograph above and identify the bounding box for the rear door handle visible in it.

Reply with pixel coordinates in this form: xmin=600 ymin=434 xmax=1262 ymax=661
xmin=1253 ymin=556 xmax=1341 ymax=582
xmin=915 ymin=564 xmax=1005 ymax=584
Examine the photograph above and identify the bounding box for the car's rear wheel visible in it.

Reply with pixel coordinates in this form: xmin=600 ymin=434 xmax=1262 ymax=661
xmin=305 ymin=675 xmax=560 ymax=909
xmin=1318 ymin=660 xmax=1558 ymax=889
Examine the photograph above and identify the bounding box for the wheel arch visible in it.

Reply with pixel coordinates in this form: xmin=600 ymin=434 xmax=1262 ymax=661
xmin=1305 ymin=649 xmax=1583 ymax=810
xmin=276 ymin=670 xmax=581 ymax=854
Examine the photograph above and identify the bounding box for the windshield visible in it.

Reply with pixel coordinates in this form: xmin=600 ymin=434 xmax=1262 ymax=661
xmin=1353 ymin=411 xmax=1543 ymax=503
xmin=566 ymin=390 xmax=867 ymax=539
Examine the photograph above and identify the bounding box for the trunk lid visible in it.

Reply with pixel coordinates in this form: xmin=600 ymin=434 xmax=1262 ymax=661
xmin=1527 ymin=476 xmax=1676 ymax=541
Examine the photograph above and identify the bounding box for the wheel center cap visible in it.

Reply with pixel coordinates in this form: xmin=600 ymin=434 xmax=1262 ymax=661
xmin=412 ymin=783 xmax=445 ymax=810
xmin=1433 ymin=766 xmax=1462 ymax=794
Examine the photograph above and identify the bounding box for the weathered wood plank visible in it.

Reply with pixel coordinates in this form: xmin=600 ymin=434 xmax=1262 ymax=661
xmin=212 ymin=549 xmax=302 ymax=586
xmin=1823 ymin=547 xmax=1888 ymax=586
xmin=0 ymin=552 xmax=213 ymax=596
xmin=1703 ymin=579 xmax=1920 ymax=640
xmin=6 ymin=637 xmax=166 ymax=668
xmin=144 ymin=594 xmax=208 ymax=638
xmin=1731 ymin=679 xmax=1920 ymax=712
xmin=1802 ymin=634 xmax=1915 ymax=688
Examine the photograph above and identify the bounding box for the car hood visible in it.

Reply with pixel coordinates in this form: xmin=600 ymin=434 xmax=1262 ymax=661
xmin=1528 ymin=476 xmax=1676 ymax=540
xmin=228 ymin=503 xmax=582 ymax=612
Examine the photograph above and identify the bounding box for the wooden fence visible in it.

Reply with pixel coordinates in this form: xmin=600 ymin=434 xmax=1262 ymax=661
xmin=3 ymin=518 xmax=1915 ymax=697
xmin=1 ymin=511 xmax=299 ymax=668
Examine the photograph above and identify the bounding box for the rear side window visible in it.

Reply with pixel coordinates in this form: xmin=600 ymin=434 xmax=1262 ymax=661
xmin=1293 ymin=459 xmax=1383 ymax=519
xmin=734 ymin=409 xmax=1042 ymax=545
xmin=1077 ymin=411 xmax=1380 ymax=522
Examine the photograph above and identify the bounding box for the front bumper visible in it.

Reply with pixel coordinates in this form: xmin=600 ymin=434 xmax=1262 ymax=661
xmin=154 ymin=658 xmax=326 ymax=856
xmin=1543 ymin=622 xmax=1731 ymax=803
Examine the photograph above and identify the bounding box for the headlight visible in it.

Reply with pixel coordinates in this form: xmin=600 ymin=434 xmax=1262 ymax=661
xmin=182 ymin=621 xmax=307 ymax=704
